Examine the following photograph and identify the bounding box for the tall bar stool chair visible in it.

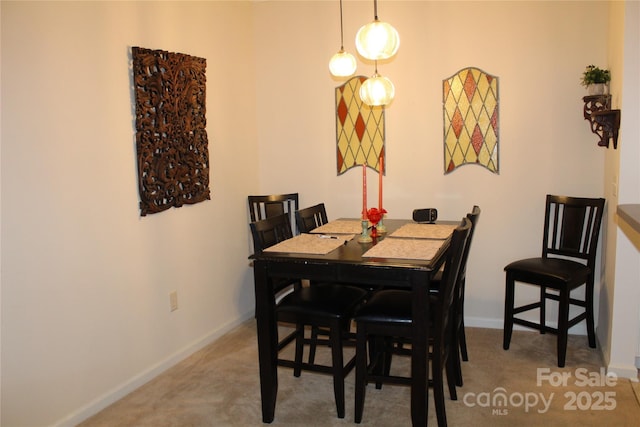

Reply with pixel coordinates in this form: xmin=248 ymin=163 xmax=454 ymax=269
xmin=503 ymin=195 xmax=605 ymax=367
xmin=429 ymin=205 xmax=481 ymax=387
xmin=250 ymin=213 xmax=368 ymax=419
xmin=353 ymin=217 xmax=472 ymax=426
xmin=248 ymin=193 xmax=300 ymax=294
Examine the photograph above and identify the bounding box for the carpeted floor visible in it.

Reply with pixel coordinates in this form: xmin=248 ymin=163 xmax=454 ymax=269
xmin=80 ymin=322 xmax=640 ymax=426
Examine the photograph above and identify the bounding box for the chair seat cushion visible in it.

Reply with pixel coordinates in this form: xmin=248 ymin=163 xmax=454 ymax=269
xmin=354 ymin=289 xmax=438 ymax=325
xmin=277 ymin=284 xmax=368 ymax=320
xmin=504 ymin=257 xmax=591 ymax=287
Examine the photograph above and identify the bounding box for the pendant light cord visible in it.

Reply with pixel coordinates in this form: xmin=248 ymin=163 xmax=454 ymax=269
xmin=339 ymin=0 xmax=345 ymax=49
xmin=374 ymin=0 xmax=379 ymax=20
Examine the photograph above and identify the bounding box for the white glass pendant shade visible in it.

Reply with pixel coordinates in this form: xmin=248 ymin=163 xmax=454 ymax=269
xmin=359 ymin=73 xmax=395 ymax=106
xmin=355 ymin=19 xmax=400 ymax=60
xmin=329 ymin=49 xmax=357 ymax=77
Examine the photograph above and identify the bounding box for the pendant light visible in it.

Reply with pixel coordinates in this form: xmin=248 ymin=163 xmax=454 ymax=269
xmin=360 ymin=61 xmax=395 ymax=106
xmin=329 ymin=0 xmax=357 ymax=77
xmin=355 ymin=0 xmax=400 ymax=61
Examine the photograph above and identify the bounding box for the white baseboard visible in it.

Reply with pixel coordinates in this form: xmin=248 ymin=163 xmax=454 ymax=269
xmin=607 ymin=362 xmax=640 ymax=379
xmin=53 ymin=310 xmax=255 ymax=427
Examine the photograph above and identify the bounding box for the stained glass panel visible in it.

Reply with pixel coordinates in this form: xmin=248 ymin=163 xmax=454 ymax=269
xmin=336 ymin=76 xmax=385 ymax=174
xmin=443 ymin=67 xmax=499 ymax=174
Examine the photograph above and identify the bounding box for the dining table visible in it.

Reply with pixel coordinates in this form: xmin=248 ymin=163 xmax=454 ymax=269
xmin=250 ymin=218 xmax=457 ymax=426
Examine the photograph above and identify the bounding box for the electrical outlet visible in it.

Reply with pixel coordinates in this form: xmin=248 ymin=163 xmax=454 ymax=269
xmin=169 ymin=291 xmax=178 ymax=312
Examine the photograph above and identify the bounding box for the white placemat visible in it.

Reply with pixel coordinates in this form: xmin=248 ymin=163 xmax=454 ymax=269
xmin=264 ymin=233 xmax=354 ymax=255
xmin=310 ymin=219 xmax=363 ymax=235
xmin=362 ymin=238 xmax=445 ymax=261
xmin=389 ymin=223 xmax=457 ymax=239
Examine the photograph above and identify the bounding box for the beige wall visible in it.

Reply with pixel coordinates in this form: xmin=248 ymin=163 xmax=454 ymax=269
xmin=3 ymin=1 xmax=633 ymax=426
xmin=1 ymin=2 xmax=259 ymax=426
xmin=253 ymin=1 xmax=607 ymax=328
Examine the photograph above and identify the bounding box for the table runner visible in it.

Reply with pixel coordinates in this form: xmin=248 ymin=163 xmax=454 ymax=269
xmin=310 ymin=219 xmax=363 ymax=235
xmin=389 ymin=223 xmax=457 ymax=239
xmin=264 ymin=233 xmax=354 ymax=255
xmin=362 ymin=238 xmax=445 ymax=261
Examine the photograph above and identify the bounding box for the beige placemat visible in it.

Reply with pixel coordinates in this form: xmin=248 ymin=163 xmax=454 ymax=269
xmin=362 ymin=238 xmax=445 ymax=260
xmin=310 ymin=219 xmax=363 ymax=235
xmin=389 ymin=223 xmax=457 ymax=239
xmin=264 ymin=233 xmax=354 ymax=255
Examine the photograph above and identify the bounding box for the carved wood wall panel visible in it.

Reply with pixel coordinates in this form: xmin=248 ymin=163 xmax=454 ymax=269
xmin=132 ymin=47 xmax=210 ymax=216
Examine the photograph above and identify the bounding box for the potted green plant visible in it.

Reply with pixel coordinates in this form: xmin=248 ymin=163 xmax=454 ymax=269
xmin=581 ymin=64 xmax=611 ymax=95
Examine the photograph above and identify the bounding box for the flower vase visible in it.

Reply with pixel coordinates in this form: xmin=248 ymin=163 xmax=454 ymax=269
xmin=358 ymin=219 xmax=372 ymax=243
xmin=588 ymin=83 xmax=608 ymax=96
xmin=377 ymin=215 xmax=387 ymax=234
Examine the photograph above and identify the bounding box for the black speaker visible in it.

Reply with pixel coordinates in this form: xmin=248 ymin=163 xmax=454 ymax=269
xmin=412 ymin=208 xmax=438 ymax=223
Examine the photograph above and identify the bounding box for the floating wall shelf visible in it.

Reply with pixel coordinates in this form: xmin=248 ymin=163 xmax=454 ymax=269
xmin=583 ymin=95 xmax=621 ymax=149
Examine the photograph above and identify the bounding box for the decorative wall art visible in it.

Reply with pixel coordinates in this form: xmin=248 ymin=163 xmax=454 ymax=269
xmin=132 ymin=46 xmax=210 ymax=216
xmin=336 ymin=76 xmax=385 ymax=174
xmin=443 ymin=67 xmax=499 ymax=174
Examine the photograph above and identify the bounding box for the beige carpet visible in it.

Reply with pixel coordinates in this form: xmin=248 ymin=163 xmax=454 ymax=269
xmin=80 ymin=322 xmax=640 ymax=426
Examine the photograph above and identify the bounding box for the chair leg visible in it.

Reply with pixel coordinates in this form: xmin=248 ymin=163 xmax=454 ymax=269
xmin=452 ymin=329 xmax=463 ymax=387
xmin=557 ymin=289 xmax=570 ymax=368
xmin=293 ymin=323 xmax=304 ymax=377
xmin=540 ymin=286 xmax=546 ymax=334
xmin=458 ymin=280 xmax=469 ymax=362
xmin=381 ymin=337 xmax=394 ymax=387
xmin=372 ymin=336 xmax=387 ymax=389
xmin=308 ymin=326 xmax=319 ymax=364
xmin=432 ymin=349 xmax=448 ymax=427
xmin=585 ymin=278 xmax=597 ymax=348
xmin=459 ymin=318 xmax=469 ymax=362
xmin=354 ymin=325 xmax=367 ymax=424
xmin=445 ymin=352 xmax=458 ymax=401
xmin=503 ymin=275 xmax=515 ymax=350
xmin=447 ymin=313 xmax=463 ymax=387
xmin=329 ymin=323 xmax=346 ymax=419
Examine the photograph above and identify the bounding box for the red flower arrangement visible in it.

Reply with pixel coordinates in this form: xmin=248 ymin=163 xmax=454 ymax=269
xmin=366 ymin=207 xmax=387 ymax=226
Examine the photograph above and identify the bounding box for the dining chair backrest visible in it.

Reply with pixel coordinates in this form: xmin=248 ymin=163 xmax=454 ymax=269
xmin=459 ymin=205 xmax=481 ymax=281
xmin=541 ymin=195 xmax=605 ymax=268
xmin=436 ymin=217 xmax=472 ymax=343
xmin=295 ymin=203 xmax=329 ymax=233
xmin=248 ymin=193 xmax=299 ymax=235
xmin=249 ymin=213 xmax=294 ymax=253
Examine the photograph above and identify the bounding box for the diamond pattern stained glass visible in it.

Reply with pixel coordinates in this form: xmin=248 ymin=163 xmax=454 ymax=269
xmin=336 ymin=76 xmax=385 ymax=174
xmin=443 ymin=67 xmax=499 ymax=174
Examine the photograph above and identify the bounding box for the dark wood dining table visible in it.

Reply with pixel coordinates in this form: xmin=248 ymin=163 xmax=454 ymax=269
xmin=250 ymin=218 xmax=453 ymax=426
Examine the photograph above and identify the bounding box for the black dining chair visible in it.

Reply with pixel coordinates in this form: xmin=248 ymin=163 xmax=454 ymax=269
xmin=250 ymin=213 xmax=368 ymax=419
xmin=249 ymin=193 xmax=300 ymax=294
xmin=249 ymin=212 xmax=300 ymax=298
xmin=294 ymin=202 xmax=331 ymax=364
xmin=430 ymin=205 xmax=480 ymax=387
xmin=295 ymin=203 xmax=328 ymax=233
xmin=503 ymin=195 xmax=605 ymax=367
xmin=353 ymin=217 xmax=472 ymax=427
xmin=248 ymin=193 xmax=299 ymax=234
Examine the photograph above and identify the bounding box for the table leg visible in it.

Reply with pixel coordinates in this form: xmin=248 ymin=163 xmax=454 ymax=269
xmin=411 ymin=272 xmax=429 ymax=426
xmin=253 ymin=260 xmax=278 ymax=423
